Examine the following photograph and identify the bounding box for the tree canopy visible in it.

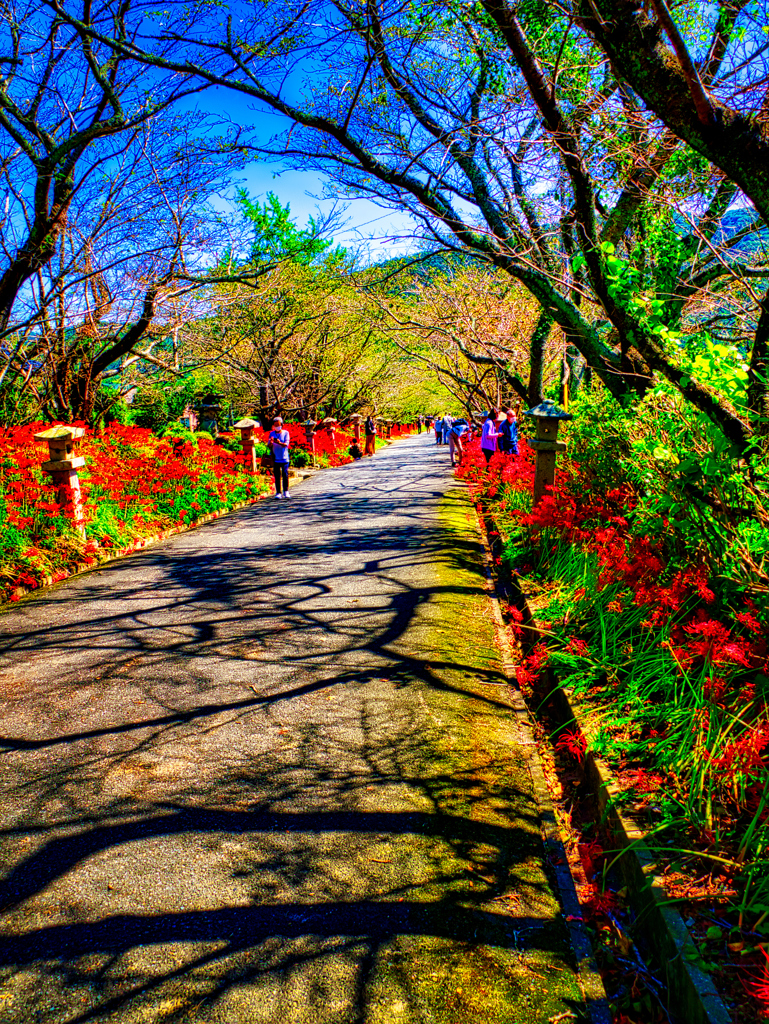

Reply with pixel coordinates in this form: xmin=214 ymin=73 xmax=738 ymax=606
xmin=40 ymin=0 xmax=769 ymax=451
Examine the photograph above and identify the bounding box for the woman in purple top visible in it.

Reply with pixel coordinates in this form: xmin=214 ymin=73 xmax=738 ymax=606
xmin=268 ymin=416 xmax=291 ymax=498
xmin=480 ymin=408 xmax=501 ymax=464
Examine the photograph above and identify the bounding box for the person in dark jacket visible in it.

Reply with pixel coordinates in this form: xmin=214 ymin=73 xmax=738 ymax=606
xmin=498 ymin=405 xmax=520 ymax=455
xmin=364 ymin=415 xmax=377 ymax=456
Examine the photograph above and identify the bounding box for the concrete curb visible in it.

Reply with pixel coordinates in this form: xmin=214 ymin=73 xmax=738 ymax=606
xmin=484 ymin=512 xmax=733 ymax=1024
xmin=545 ymin=678 xmax=732 ymax=1024
xmin=474 ymin=506 xmax=611 ymax=1024
xmin=4 ymin=470 xmax=309 ymax=607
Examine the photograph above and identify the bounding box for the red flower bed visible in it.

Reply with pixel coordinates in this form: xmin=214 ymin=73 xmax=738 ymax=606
xmin=0 ymin=421 xmax=269 ymax=601
xmin=1 ymin=418 xmax=416 ymax=603
xmin=457 ymin=431 xmax=769 ymax=1021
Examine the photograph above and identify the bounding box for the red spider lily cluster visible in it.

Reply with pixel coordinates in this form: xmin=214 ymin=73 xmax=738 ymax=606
xmin=458 ymin=428 xmax=769 ymax=990
xmin=284 ymin=423 xmax=356 ymax=465
xmin=1 ymin=418 xmax=416 ymax=603
xmin=0 ymin=421 xmax=270 ymax=602
xmin=457 ymin=434 xmax=768 ymax=774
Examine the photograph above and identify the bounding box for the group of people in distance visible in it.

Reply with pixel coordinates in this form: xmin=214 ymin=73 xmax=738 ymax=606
xmin=267 ymin=413 xmax=381 ymax=499
xmin=266 ymin=406 xmax=518 ymax=499
xmin=431 ymin=406 xmax=520 ymax=467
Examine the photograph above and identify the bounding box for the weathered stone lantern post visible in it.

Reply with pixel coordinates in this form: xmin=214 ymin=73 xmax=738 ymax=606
xmin=320 ymin=417 xmax=338 ymax=447
xmin=198 ymin=394 xmax=221 ymax=438
xmin=302 ymin=418 xmax=317 ymax=464
xmin=233 ymin=418 xmax=259 ymax=474
xmin=34 ymin=425 xmax=87 ymax=539
xmin=348 ymin=413 xmax=363 ymax=443
xmin=385 ymin=419 xmax=393 ymax=439
xmin=524 ymin=399 xmax=572 ymax=506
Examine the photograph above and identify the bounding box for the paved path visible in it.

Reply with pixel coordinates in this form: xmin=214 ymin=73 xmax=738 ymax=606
xmin=0 ymin=434 xmax=588 ymax=1023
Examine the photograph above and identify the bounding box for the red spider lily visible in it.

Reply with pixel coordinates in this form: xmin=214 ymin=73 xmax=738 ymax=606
xmin=0 ymin=419 xmax=273 ymax=601
xmin=683 ymin=618 xmax=754 ymax=668
xmin=743 ymin=946 xmax=769 ymax=1014
xmin=516 ymin=665 xmax=539 ymax=691
xmin=565 ymin=636 xmax=591 ymax=658
xmin=578 ymin=882 xmax=618 ymax=917
xmin=619 ymin=768 xmax=666 ymax=793
xmin=706 ymin=722 xmax=769 ymax=783
xmin=528 ymin=641 xmax=550 ymax=671
xmin=737 ymin=609 xmax=763 ymax=633
xmin=555 ymin=728 xmax=588 ymax=763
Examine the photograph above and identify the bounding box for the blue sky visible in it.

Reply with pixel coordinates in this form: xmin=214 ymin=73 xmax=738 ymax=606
xmin=194 ymin=86 xmax=420 ymax=264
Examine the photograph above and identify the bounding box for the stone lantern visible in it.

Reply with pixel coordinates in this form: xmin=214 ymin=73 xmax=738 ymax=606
xmin=302 ymin=418 xmax=317 ymax=462
xmin=233 ymin=417 xmax=259 ymax=474
xmin=385 ymin=419 xmax=393 ymax=439
xmin=348 ymin=413 xmax=363 ymax=443
xmin=320 ymin=417 xmax=338 ymax=446
xmin=524 ymin=399 xmax=573 ymax=505
xmin=34 ymin=425 xmax=87 ymax=539
xmin=198 ymin=393 xmax=221 ymax=438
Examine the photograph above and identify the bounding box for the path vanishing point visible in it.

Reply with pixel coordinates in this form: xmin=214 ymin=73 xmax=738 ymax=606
xmin=0 ymin=433 xmax=604 ymax=1023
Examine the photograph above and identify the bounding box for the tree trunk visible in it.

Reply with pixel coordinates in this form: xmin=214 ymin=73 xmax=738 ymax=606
xmin=527 ymin=309 xmax=551 ymax=406
xmin=748 ymin=288 xmax=769 ymax=435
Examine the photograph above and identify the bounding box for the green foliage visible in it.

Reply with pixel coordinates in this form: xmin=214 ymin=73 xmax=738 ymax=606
xmin=567 ymin=384 xmax=769 ymax=596
xmin=291 ymin=447 xmax=311 ymax=468
xmin=129 ymin=370 xmax=222 ymax=432
xmin=236 ymin=190 xmax=342 ymax=267
xmin=157 ymin=424 xmax=199 ymax=445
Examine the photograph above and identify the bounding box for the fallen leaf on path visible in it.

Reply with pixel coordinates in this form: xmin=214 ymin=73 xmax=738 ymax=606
xmin=369 ymin=858 xmax=392 ymax=863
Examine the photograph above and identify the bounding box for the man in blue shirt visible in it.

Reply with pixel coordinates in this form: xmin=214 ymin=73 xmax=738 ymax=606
xmin=268 ymin=417 xmax=291 ymax=498
xmin=498 ymin=405 xmax=520 ymax=455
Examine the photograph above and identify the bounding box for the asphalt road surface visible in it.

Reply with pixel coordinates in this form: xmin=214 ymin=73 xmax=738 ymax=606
xmin=0 ymin=433 xmax=591 ymax=1023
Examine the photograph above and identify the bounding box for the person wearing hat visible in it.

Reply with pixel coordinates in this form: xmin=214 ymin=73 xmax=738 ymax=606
xmin=499 ymin=404 xmax=521 ymax=455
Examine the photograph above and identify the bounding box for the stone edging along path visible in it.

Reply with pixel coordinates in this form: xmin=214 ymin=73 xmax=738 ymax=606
xmin=4 ymin=466 xmax=316 ymax=607
xmin=473 ymin=510 xmax=611 ymax=1024
xmin=482 ymin=507 xmax=733 ymax=1024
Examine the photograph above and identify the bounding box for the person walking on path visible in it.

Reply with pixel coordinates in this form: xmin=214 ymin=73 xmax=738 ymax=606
xmin=416 ymin=414 xmax=423 ymax=434
xmin=480 ymin=408 xmax=501 ymax=464
xmin=441 ymin=413 xmax=453 ymax=445
xmin=268 ymin=416 xmax=291 ymax=498
xmin=364 ymin=414 xmax=377 ymax=456
xmin=434 ymin=414 xmax=444 ymax=445
xmin=448 ymin=418 xmax=469 ymax=467
xmin=498 ymin=404 xmax=520 ymax=455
